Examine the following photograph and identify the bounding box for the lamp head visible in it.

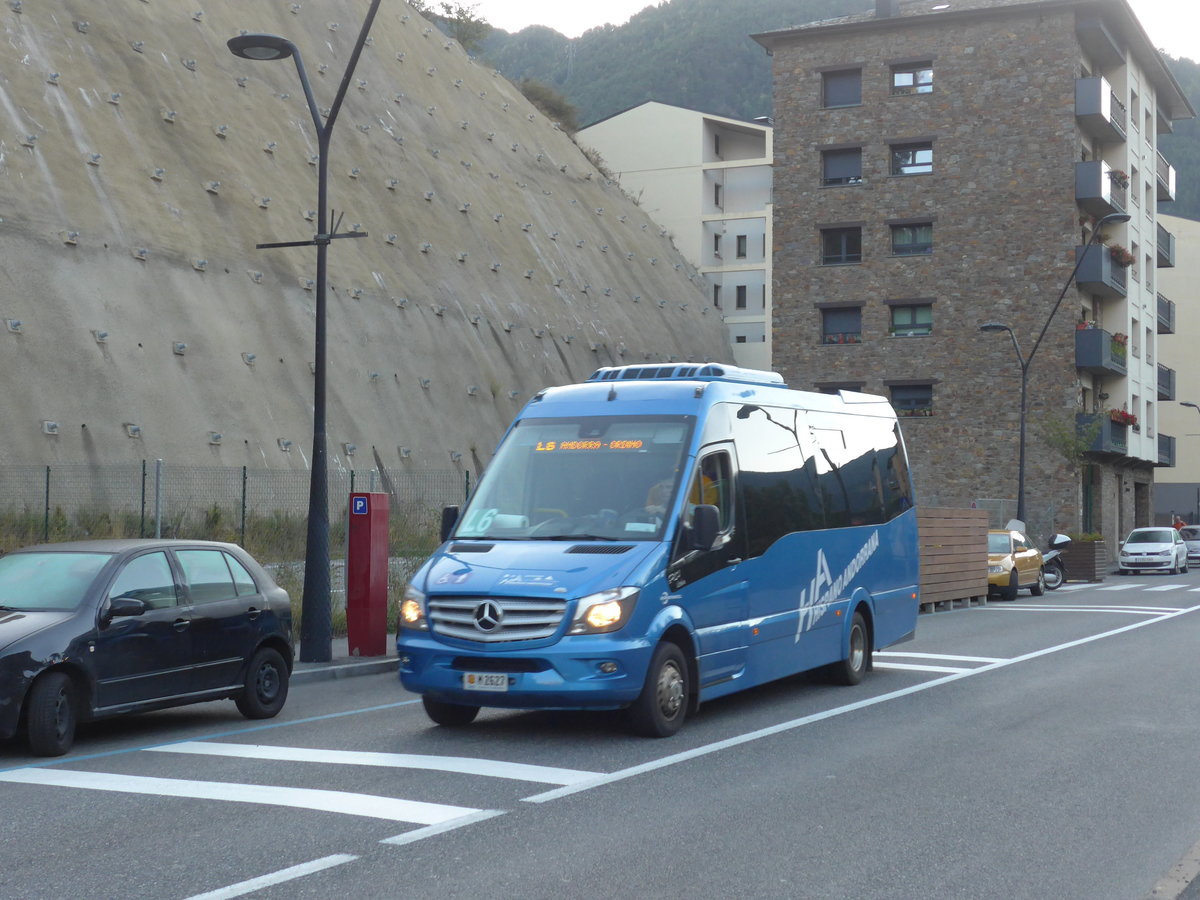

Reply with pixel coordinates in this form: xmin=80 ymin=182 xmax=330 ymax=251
xmin=227 ymin=33 xmax=294 ymax=61
xmin=979 ymin=322 xmax=1012 ymax=334
xmin=1096 ymin=212 xmax=1132 ymax=227
xmin=1183 ymin=401 xmax=1200 ymax=410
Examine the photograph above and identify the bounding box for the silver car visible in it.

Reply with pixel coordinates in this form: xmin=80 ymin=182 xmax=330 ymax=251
xmin=1117 ymin=527 xmax=1189 ymax=575
xmin=1180 ymin=526 xmax=1200 ymax=562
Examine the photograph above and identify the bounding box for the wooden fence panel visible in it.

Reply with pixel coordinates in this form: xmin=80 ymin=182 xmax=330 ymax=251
xmin=918 ymin=507 xmax=989 ymax=608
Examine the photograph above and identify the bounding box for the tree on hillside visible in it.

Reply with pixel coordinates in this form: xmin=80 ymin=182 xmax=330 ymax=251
xmin=429 ymin=2 xmax=492 ymax=55
xmin=518 ymin=79 xmax=580 ymax=132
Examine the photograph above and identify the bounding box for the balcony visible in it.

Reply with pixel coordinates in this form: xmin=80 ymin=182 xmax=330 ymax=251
xmin=1075 ymin=243 xmax=1128 ymax=298
xmin=1076 ymin=76 xmax=1127 ymax=143
xmin=1075 ymin=326 xmax=1127 ymax=375
xmin=1157 ymin=222 xmax=1175 ymax=268
xmin=1157 ymin=292 xmax=1175 ymax=334
xmin=1078 ymin=412 xmax=1128 ymax=456
xmin=1157 ymin=151 xmax=1177 ymax=202
xmin=1158 ymin=363 xmax=1176 ymax=401
xmin=1075 ymin=160 xmax=1126 ymax=217
xmin=1076 ymin=14 xmax=1126 ymax=69
xmin=1158 ymin=433 xmax=1176 ymax=468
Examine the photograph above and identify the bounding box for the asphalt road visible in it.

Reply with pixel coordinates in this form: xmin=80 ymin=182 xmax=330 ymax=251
xmin=3 ymin=574 xmax=1200 ymax=900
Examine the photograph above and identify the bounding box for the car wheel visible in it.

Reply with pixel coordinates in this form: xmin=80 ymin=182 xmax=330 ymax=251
xmin=1001 ymin=569 xmax=1019 ymax=601
xmin=827 ymin=611 xmax=870 ymax=686
xmin=629 ymin=641 xmax=689 ymax=737
xmin=26 ymin=671 xmax=77 ymax=757
xmin=1030 ymin=568 xmax=1045 ymax=596
xmin=236 ymin=647 xmax=289 ymax=719
xmin=422 ymin=696 xmax=480 ymax=726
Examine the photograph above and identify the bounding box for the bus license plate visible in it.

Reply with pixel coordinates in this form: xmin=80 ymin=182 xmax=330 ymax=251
xmin=463 ymin=672 xmax=508 ymax=692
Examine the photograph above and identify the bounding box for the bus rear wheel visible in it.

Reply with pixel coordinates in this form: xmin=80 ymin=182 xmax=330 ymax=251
xmin=828 ymin=611 xmax=870 ymax=686
xmin=629 ymin=641 xmax=688 ymax=737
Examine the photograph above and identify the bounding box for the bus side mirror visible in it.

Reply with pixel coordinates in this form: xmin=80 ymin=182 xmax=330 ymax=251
xmin=440 ymin=505 xmax=460 ymax=542
xmin=689 ymin=504 xmax=719 ymax=552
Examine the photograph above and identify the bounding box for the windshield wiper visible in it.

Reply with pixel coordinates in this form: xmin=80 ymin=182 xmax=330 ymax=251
xmin=534 ymin=534 xmax=623 ymax=542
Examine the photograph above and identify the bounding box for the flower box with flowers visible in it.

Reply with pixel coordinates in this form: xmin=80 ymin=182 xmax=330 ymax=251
xmin=1108 ymin=244 xmax=1135 ymax=268
xmin=1110 ymin=332 xmax=1128 ymax=357
xmin=1109 ymin=408 xmax=1137 ymax=427
xmin=1108 ymin=168 xmax=1131 ymax=189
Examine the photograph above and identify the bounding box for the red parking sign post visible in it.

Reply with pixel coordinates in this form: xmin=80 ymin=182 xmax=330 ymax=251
xmin=346 ymin=492 xmax=389 ymax=657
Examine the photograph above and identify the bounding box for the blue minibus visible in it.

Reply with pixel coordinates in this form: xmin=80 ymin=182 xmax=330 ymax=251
xmin=398 ymin=364 xmax=919 ymax=736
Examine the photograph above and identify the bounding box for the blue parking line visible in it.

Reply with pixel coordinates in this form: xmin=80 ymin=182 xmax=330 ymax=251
xmin=0 ymin=698 xmax=421 ymax=773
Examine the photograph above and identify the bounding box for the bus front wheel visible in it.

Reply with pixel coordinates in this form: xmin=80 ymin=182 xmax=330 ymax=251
xmin=628 ymin=641 xmax=688 ymax=737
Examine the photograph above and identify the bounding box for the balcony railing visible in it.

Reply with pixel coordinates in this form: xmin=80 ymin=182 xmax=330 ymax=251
xmin=1075 ymin=326 xmax=1127 ymax=375
xmin=1078 ymin=413 xmax=1128 ymax=456
xmin=1158 ymin=433 xmax=1176 ymax=468
xmin=1076 ymin=77 xmax=1127 ymax=143
xmin=1157 ymin=222 xmax=1175 ymax=268
xmin=1158 ymin=363 xmax=1176 ymax=401
xmin=1157 ymin=292 xmax=1175 ymax=334
xmin=1076 ymin=243 xmax=1128 ymax=298
xmin=1157 ymin=151 xmax=1177 ymax=202
xmin=1075 ymin=160 xmax=1126 ymax=217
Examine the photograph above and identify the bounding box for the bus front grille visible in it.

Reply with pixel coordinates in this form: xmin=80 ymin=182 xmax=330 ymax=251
xmin=429 ymin=596 xmax=568 ymax=642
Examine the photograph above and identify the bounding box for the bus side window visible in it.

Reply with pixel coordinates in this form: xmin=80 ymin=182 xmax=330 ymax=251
xmin=688 ymin=452 xmax=732 ymax=531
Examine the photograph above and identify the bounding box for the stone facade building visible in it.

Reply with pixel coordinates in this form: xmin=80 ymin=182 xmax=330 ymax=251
xmin=755 ymin=0 xmax=1192 ymax=552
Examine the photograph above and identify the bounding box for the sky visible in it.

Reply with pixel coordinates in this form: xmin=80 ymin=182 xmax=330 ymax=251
xmin=470 ymin=0 xmax=1198 ymax=62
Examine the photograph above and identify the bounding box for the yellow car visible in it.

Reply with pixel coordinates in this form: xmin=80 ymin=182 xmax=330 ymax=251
xmin=987 ymin=529 xmax=1045 ymax=600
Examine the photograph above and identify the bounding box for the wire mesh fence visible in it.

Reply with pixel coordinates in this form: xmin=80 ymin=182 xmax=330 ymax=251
xmin=0 ymin=462 xmax=470 ymax=567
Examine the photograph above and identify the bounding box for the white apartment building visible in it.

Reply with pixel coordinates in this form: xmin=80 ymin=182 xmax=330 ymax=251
xmin=1154 ymin=213 xmax=1200 ymax=523
xmin=578 ymin=101 xmax=774 ymax=368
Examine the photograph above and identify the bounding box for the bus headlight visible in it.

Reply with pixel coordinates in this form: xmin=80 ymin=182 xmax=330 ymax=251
xmin=400 ymin=584 xmax=428 ymax=631
xmin=568 ymin=586 xmax=639 ymax=634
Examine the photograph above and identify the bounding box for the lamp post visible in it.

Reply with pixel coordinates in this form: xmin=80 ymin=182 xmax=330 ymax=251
xmin=228 ymin=0 xmax=381 ymax=662
xmin=980 ymin=211 xmax=1131 ymax=527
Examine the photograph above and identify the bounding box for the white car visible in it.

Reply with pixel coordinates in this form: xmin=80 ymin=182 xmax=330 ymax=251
xmin=1117 ymin=527 xmax=1189 ymax=575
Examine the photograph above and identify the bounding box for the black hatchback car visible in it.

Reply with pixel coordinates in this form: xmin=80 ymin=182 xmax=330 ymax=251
xmin=0 ymin=539 xmax=293 ymax=756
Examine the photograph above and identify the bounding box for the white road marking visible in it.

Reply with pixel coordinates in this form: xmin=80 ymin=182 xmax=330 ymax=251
xmin=523 ymin=604 xmax=1200 ymax=804
xmin=1054 ymin=584 xmax=1091 ymax=591
xmin=873 ymin=662 xmax=972 ymax=674
xmin=147 ymin=741 xmax=599 ymax=785
xmin=380 ymin=809 xmax=505 ymax=846
xmin=0 ymin=769 xmax=484 ymax=824
xmin=1145 ymin=584 xmax=1188 ymax=592
xmin=1096 ymin=583 xmax=1149 ymax=590
xmin=876 ymin=651 xmax=1006 ymax=663
xmin=182 ymin=854 xmax=358 ymax=900
xmin=998 ymin=605 xmax=1170 ymax=615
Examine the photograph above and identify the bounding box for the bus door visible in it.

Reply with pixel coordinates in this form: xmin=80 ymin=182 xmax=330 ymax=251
xmin=668 ymin=446 xmax=749 ymax=688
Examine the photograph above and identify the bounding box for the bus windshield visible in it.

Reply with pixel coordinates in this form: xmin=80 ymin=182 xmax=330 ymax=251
xmin=455 ymin=415 xmax=694 ymax=541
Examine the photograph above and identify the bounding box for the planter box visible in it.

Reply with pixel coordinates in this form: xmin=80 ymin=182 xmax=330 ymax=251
xmin=917 ymin=507 xmax=989 ymax=608
xmin=1061 ymin=541 xmax=1107 ymax=582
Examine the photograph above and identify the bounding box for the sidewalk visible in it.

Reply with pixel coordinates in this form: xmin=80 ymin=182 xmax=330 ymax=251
xmin=291 ymin=633 xmax=397 ymax=685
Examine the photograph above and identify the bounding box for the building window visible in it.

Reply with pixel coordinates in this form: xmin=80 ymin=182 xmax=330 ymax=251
xmin=821 ymin=307 xmax=862 ymax=344
xmin=890 ymin=384 xmax=933 ymax=416
xmin=890 ymin=304 xmax=932 ymax=336
xmin=891 ymin=222 xmax=933 ymax=255
xmin=822 ymin=148 xmax=862 ymax=186
xmin=736 ymin=285 xmax=748 ymax=309
xmin=1131 ymin=317 xmax=1140 ymax=358
xmin=735 ymin=335 xmax=747 ymax=343
xmin=891 ymin=142 xmax=933 ymax=175
xmin=736 ymin=234 xmax=748 ymax=258
xmin=713 ymin=284 xmax=722 ymax=308
xmin=817 ymin=383 xmax=865 ymax=395
xmin=713 ymin=133 xmax=721 ymax=158
xmin=822 ymin=69 xmax=861 ymax=108
xmin=713 ymin=182 xmax=723 ymax=208
xmin=714 ymin=234 xmax=722 ymax=258
xmin=891 ymin=62 xmax=933 ymax=95
xmin=820 ymin=227 xmax=862 ymax=265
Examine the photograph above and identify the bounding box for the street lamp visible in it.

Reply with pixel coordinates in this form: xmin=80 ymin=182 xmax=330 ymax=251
xmin=980 ymin=211 xmax=1131 ymax=526
xmin=228 ymin=0 xmax=381 ymax=663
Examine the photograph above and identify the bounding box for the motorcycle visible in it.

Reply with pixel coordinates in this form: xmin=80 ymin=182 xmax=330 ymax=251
xmin=1042 ymin=533 xmax=1072 ymax=590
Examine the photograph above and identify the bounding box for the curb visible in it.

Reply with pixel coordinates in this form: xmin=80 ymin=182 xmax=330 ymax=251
xmin=292 ymin=657 xmax=395 ymax=685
